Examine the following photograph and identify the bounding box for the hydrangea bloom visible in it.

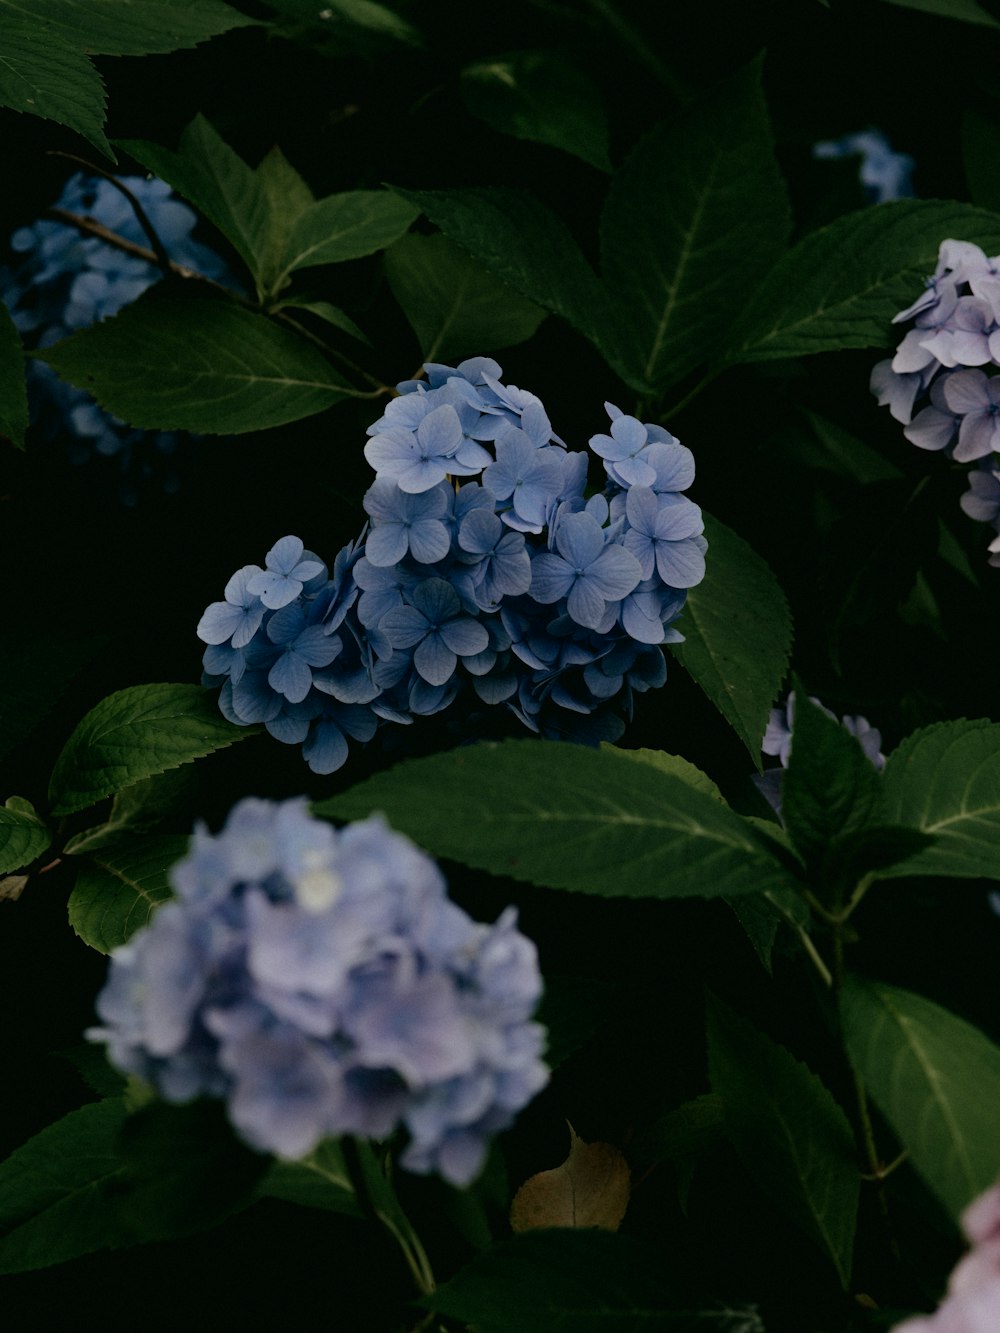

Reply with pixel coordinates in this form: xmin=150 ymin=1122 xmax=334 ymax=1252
xmin=872 ymin=239 xmax=1000 ymax=563
xmin=753 ymin=691 xmax=886 ymax=814
xmin=891 ymin=1178 xmax=1000 ymax=1331
xmin=812 ymin=129 xmax=915 ymax=203
xmin=88 ymin=798 xmax=549 ymax=1186
xmin=199 ymin=359 xmax=707 ymax=772
xmin=0 ymin=172 xmax=234 ymax=501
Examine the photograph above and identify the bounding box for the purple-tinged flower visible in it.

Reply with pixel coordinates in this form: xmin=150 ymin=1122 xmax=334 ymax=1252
xmin=363 ymin=478 xmax=451 ymax=567
xmin=870 ymin=359 xmax=929 ymax=425
xmin=197 ymin=565 xmax=266 ymax=649
xmin=961 ymin=461 xmax=1000 ymax=524
xmin=892 ymin=281 xmax=960 ymax=374
xmin=381 ymin=578 xmax=490 ymax=686
xmin=247 ymin=536 xmax=325 ymax=611
xmin=943 ymin=369 xmax=1000 ymax=462
xmin=813 ymin=129 xmax=915 ymax=203
xmin=919 ymin=296 xmax=996 ymax=369
xmin=530 ymin=510 xmax=643 ymax=630
xmin=904 ymin=371 xmax=962 ymax=453
xmin=622 ymin=487 xmax=706 ymax=588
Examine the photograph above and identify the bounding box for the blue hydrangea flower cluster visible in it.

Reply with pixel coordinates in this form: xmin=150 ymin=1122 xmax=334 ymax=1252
xmin=88 ymin=798 xmax=549 ymax=1186
xmin=198 ymin=357 xmax=706 ymax=772
xmin=753 ymin=691 xmax=886 ymax=814
xmin=812 ymin=129 xmax=915 ymax=204
xmin=871 ymin=239 xmax=1000 ymax=564
xmin=0 ymin=172 xmax=233 ymax=500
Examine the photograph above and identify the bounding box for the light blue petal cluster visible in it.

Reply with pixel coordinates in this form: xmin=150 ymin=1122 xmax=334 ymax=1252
xmin=88 ymin=799 xmax=548 ymax=1185
xmin=0 ymin=172 xmax=235 ymax=502
xmin=872 ymin=240 xmax=1000 ymax=564
xmin=812 ymin=128 xmax=915 ymax=204
xmin=199 ymin=360 xmax=706 ymax=770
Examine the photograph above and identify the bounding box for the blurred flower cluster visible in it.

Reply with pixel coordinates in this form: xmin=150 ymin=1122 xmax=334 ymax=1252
xmin=813 ymin=128 xmax=915 ymax=203
xmin=872 ymin=239 xmax=1000 ymax=565
xmin=89 ymin=798 xmax=548 ymax=1185
xmin=0 ymin=172 xmax=233 ymax=501
xmin=198 ymin=356 xmax=707 ymax=772
xmin=892 ymin=1178 xmax=1000 ymax=1331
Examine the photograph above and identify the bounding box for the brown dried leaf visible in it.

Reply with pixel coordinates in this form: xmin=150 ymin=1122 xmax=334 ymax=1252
xmin=0 ymin=873 xmax=29 ymax=901
xmin=509 ymin=1125 xmax=630 ymax=1232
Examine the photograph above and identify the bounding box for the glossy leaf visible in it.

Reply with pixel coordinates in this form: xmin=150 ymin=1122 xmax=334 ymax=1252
xmin=0 ymin=1099 xmax=129 ymax=1274
xmin=600 ymin=59 xmax=790 ymax=393
xmin=37 ymin=292 xmax=351 ymax=434
xmin=707 ymin=994 xmax=859 ymax=1287
xmin=461 ymin=49 xmax=612 ymax=171
xmin=878 ymin=718 xmax=1000 ymax=879
xmin=48 ymin=683 xmax=254 ymax=816
xmin=841 ymin=975 xmax=1000 ymax=1217
xmin=319 ymin=739 xmax=803 ymax=901
xmin=727 ymin=201 xmax=1000 ymax=363
xmin=0 ymin=299 xmax=27 ymax=449
xmin=68 ymin=834 xmax=187 ymax=953
xmin=670 ymin=515 xmax=793 ymax=766
xmin=385 ymin=231 xmax=545 ymax=362
xmin=0 ymin=798 xmax=50 ymax=873
xmin=391 ymin=184 xmax=608 ymax=349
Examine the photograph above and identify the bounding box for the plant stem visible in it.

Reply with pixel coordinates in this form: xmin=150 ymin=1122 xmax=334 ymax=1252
xmin=340 ymin=1138 xmax=437 ymax=1299
xmin=47 ymin=151 xmax=174 ymax=274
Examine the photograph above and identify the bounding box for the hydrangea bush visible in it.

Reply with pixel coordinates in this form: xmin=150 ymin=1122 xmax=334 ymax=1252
xmin=5 ymin=4 xmax=1000 ymax=1332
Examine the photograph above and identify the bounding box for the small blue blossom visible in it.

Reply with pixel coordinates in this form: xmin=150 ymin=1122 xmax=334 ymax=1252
xmin=813 ymin=129 xmax=915 ymax=203
xmin=530 ymin=511 xmax=643 ymax=630
xmin=363 ymin=478 xmax=451 ymax=567
xmin=88 ymin=799 xmax=549 ymax=1184
xmin=247 ymin=536 xmax=326 ymax=610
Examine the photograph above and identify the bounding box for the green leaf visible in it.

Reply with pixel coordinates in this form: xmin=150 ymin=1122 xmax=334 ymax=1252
xmin=48 ymin=682 xmax=255 ymax=817
xmin=803 ymin=411 xmax=903 ymax=484
xmin=385 ymin=231 xmax=546 ymax=363
xmin=0 ymin=798 xmax=50 ymax=873
xmin=669 ymin=515 xmax=793 ymax=766
xmin=600 ymin=59 xmax=791 ymax=394
xmin=391 ymin=184 xmax=608 ymax=349
xmin=706 ymin=993 xmax=859 ymax=1287
xmin=64 ymin=767 xmax=197 ymax=855
xmin=0 ymin=0 xmax=258 ymax=56
xmin=536 ymin=973 xmax=620 ymax=1068
xmin=727 ymin=894 xmax=780 ymax=972
xmin=0 ymin=299 xmax=27 ymax=449
xmin=0 ymin=17 xmax=111 ymax=157
xmin=878 ymin=718 xmax=1000 ymax=879
xmin=963 ymin=108 xmax=1000 ymax=214
xmin=782 ymin=691 xmax=883 ymax=872
xmin=424 ymin=1229 xmax=757 ymax=1331
xmin=68 ymin=834 xmax=188 ymax=952
xmin=271 ymin=297 xmax=370 ymax=344
xmin=271 ymin=190 xmax=418 ymax=289
xmin=880 ymin=0 xmax=1000 ymax=26
xmin=37 ymin=291 xmax=350 ymax=434
xmin=256 ymin=1140 xmax=359 ymax=1216
xmin=265 ymin=0 xmax=422 ymax=48
xmin=251 ymin=145 xmax=316 ymax=293
xmin=840 ymin=975 xmax=1000 ymax=1218
xmin=461 ymin=49 xmax=612 ymax=172
xmin=318 ymin=740 xmax=802 ymax=902
xmin=630 ymin=1093 xmax=726 ymax=1172
xmin=0 ymin=1099 xmax=130 ymax=1274
xmin=727 ymin=201 xmax=1000 ymax=364
xmin=605 ymin=745 xmax=725 ymax=803
xmin=118 ymin=116 xmax=273 ymax=282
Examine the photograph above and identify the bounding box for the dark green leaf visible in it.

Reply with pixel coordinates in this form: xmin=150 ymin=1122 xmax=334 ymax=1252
xmin=669 ymin=515 xmax=793 ymax=766
xmin=727 ymin=895 xmax=780 ymax=972
xmin=119 ymin=116 xmax=273 ymax=283
xmin=265 ymin=0 xmax=422 ymax=47
xmin=385 ymin=231 xmax=546 ymax=363
xmin=605 ymin=745 xmax=725 ymax=802
xmin=803 ymin=411 xmax=903 ymax=484
xmin=536 ymin=973 xmax=620 ymax=1068
xmin=423 ymin=1228 xmax=759 ymax=1331
xmin=0 ymin=0 xmax=258 ymax=56
xmin=461 ymin=49 xmax=611 ymax=171
xmin=252 ymin=145 xmax=316 ymax=293
xmin=68 ymin=834 xmax=187 ymax=952
xmin=48 ymin=683 xmax=255 ymax=817
xmin=256 ymin=1140 xmax=359 ymax=1216
xmin=881 ymin=0 xmax=1000 ymax=25
xmin=0 ymin=18 xmax=111 ymax=157
xmin=0 ymin=798 xmax=50 ymax=873
xmin=37 ymin=291 xmax=350 ymax=434
xmin=271 ymin=297 xmax=370 ymax=345
xmin=707 ymin=993 xmax=859 ymax=1286
xmin=391 ymin=184 xmax=608 ymax=349
xmin=273 ymin=189 xmax=419 ymax=284
xmin=782 ymin=691 xmax=883 ymax=872
xmin=878 ymin=718 xmax=1000 ymax=879
xmin=116 ymin=1100 xmax=266 ymax=1242
xmin=963 ymin=108 xmax=1000 ymax=214
xmin=727 ymin=201 xmax=1000 ymax=364
xmin=0 ymin=1099 xmax=129 ymax=1274
xmin=600 ymin=59 xmax=791 ymax=393
xmin=630 ymin=1093 xmax=726 ymax=1173
xmin=64 ymin=767 xmax=197 ymax=856
xmin=0 ymin=299 xmax=27 ymax=449
xmin=318 ymin=740 xmax=802 ymax=901
xmin=841 ymin=975 xmax=1000 ymax=1217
